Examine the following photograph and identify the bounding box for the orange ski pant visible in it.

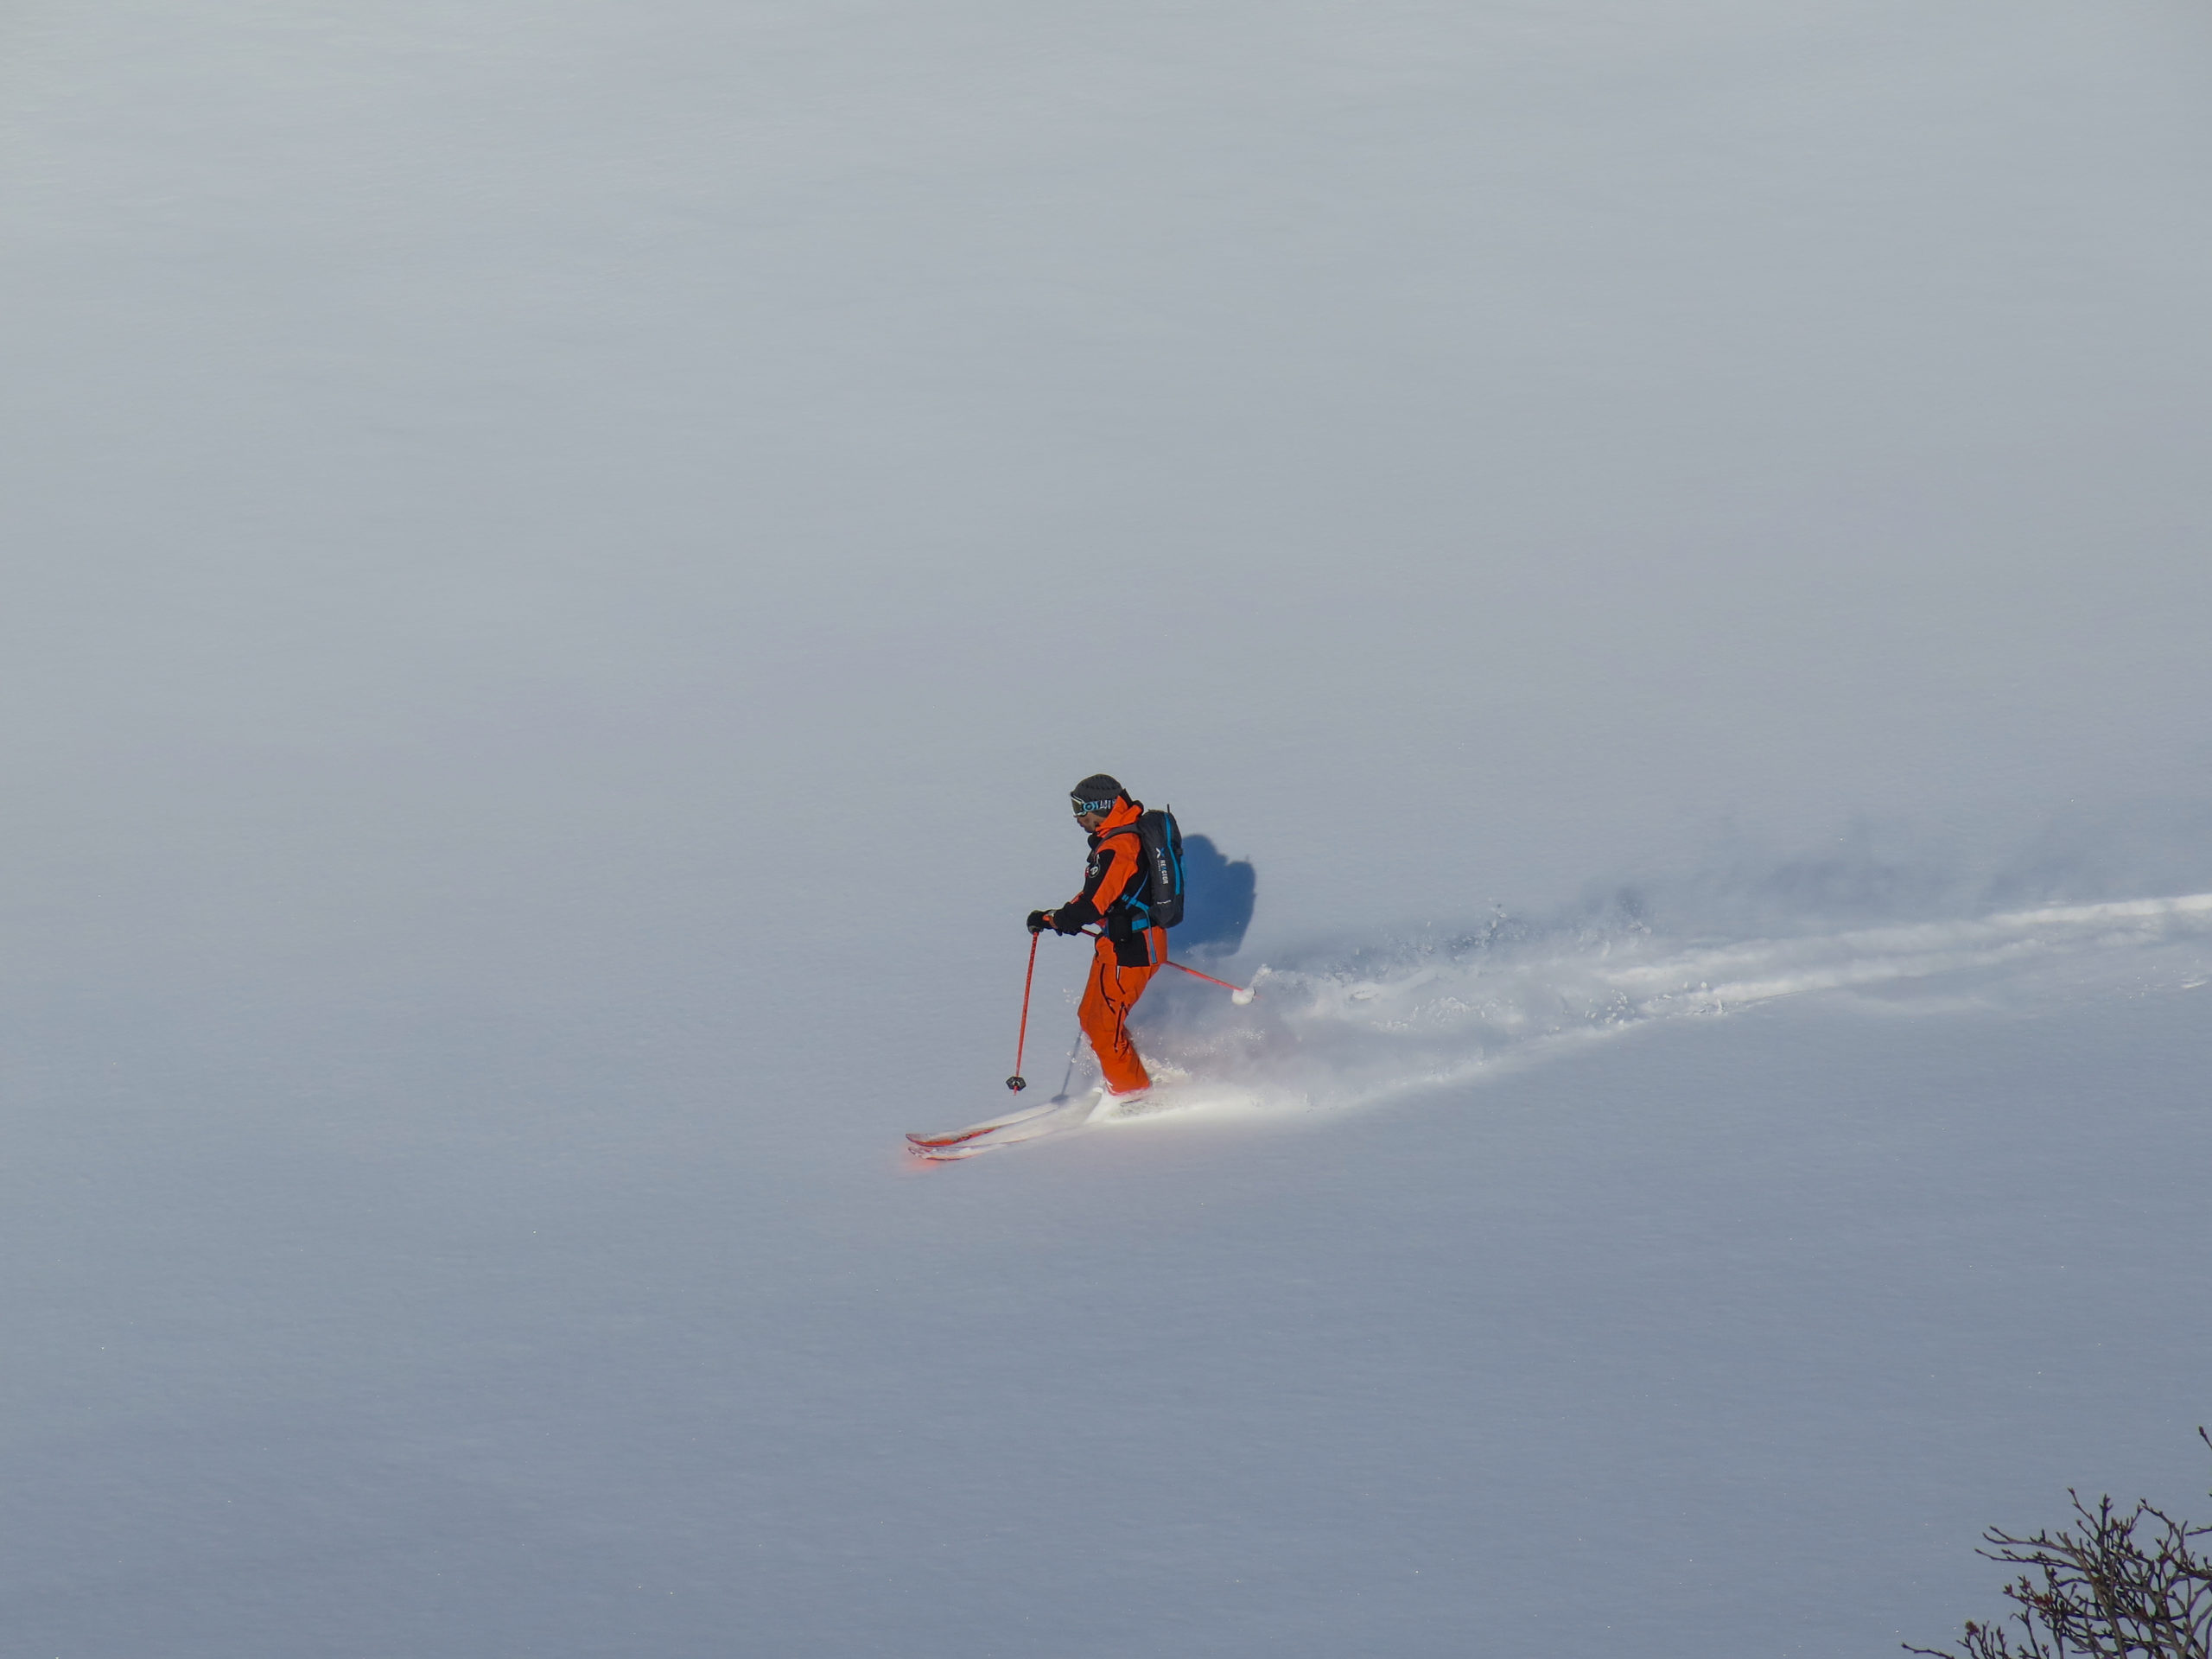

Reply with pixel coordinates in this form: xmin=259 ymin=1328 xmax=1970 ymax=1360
xmin=1079 ymin=928 xmax=1164 ymax=1095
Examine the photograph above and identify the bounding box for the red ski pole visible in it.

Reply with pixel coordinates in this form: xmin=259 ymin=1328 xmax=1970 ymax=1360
xmin=1165 ymin=957 xmax=1255 ymax=1003
xmin=1078 ymin=926 xmax=1255 ymax=1003
xmin=1007 ymin=931 xmax=1040 ymax=1091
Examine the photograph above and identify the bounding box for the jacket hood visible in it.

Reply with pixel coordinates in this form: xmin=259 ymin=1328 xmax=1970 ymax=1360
xmin=1091 ymin=796 xmax=1144 ymax=838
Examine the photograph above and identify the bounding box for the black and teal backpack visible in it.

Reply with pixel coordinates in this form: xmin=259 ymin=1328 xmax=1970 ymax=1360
xmin=1105 ymin=807 xmax=1185 ymax=931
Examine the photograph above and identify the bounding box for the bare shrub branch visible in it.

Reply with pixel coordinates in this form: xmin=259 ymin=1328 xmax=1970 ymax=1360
xmin=1907 ymin=1429 xmax=2212 ymax=1659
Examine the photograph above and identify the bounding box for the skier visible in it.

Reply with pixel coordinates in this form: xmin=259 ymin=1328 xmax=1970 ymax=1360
xmin=1027 ymin=774 xmax=1163 ymax=1104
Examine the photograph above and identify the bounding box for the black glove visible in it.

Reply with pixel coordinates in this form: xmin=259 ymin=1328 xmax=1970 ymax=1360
xmin=1051 ymin=910 xmax=1086 ymax=937
xmin=1027 ymin=910 xmax=1050 ymax=934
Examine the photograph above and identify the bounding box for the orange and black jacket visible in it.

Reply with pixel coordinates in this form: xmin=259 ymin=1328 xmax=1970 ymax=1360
xmin=1056 ymin=796 xmax=1158 ymax=966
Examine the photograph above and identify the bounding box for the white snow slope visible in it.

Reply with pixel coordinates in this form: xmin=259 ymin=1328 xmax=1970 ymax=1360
xmin=936 ymin=892 xmax=2212 ymax=1157
xmin=4 ymin=0 xmax=2211 ymax=1654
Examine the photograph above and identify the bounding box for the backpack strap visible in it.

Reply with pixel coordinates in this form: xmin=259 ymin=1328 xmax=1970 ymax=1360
xmin=1093 ymin=825 xmax=1150 ymax=925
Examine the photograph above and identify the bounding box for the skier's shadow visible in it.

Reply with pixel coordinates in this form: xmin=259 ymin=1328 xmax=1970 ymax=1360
xmin=1176 ymin=833 xmax=1255 ymax=959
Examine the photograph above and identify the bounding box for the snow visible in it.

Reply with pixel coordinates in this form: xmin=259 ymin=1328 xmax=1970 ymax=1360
xmin=3 ymin=0 xmax=2210 ymax=1652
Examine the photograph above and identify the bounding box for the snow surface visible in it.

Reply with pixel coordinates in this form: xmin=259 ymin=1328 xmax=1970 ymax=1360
xmin=3 ymin=0 xmax=2211 ymax=1653
xmin=930 ymin=892 xmax=2212 ymax=1160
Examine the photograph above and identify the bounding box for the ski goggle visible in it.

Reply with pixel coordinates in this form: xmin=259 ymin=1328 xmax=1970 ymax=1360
xmin=1071 ymin=796 xmax=1117 ymax=817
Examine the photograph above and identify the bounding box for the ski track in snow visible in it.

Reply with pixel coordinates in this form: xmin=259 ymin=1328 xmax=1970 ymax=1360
xmin=974 ymin=892 xmax=2212 ymax=1150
